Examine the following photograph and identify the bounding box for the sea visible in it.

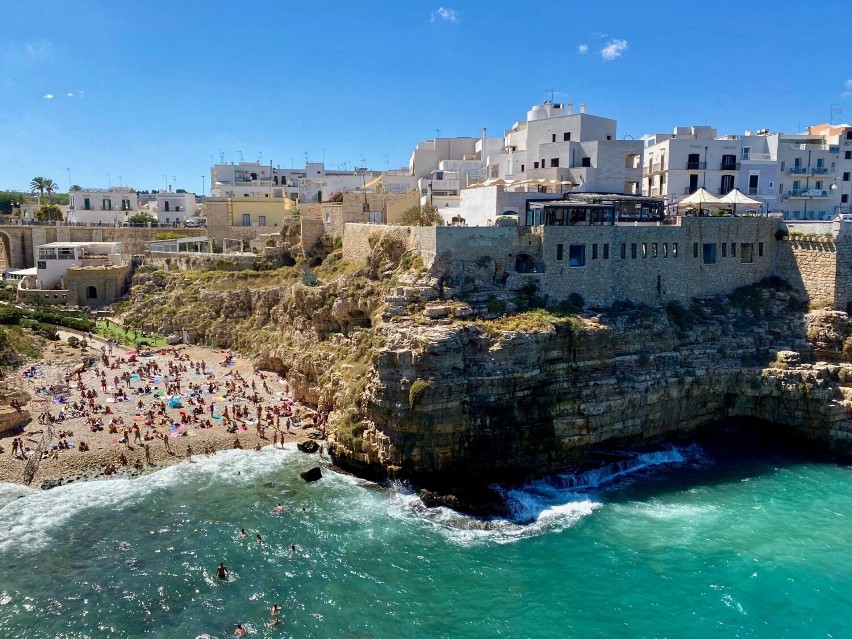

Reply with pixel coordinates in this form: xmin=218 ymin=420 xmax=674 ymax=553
xmin=0 ymin=426 xmax=849 ymax=638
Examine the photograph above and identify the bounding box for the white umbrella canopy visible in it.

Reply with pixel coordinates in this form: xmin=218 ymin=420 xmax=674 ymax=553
xmin=718 ymin=189 xmax=762 ymax=206
xmin=677 ymin=187 xmax=722 ymax=207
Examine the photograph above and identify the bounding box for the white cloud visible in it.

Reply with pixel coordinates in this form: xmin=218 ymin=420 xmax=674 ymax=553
xmin=42 ymin=93 xmax=54 ymax=100
xmin=843 ymin=79 xmax=852 ymax=97
xmin=600 ymin=39 xmax=628 ymax=61
xmin=578 ymin=44 xmax=589 ymax=54
xmin=432 ymin=6 xmax=460 ymax=23
xmin=67 ymin=92 xmax=74 ymax=97
xmin=25 ymin=40 xmax=54 ymax=60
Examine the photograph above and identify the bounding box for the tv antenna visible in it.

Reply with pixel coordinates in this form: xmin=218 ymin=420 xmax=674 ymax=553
xmin=830 ymin=104 xmax=843 ymax=125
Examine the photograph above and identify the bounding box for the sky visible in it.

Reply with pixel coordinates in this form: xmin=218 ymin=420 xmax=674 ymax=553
xmin=1 ymin=0 xmax=851 ymax=194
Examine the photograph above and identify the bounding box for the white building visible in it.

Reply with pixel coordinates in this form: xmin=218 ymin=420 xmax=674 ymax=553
xmin=408 ymin=136 xmax=502 ymax=181
xmin=155 ymin=190 xmax=197 ymax=224
xmin=69 ymin=187 xmax=138 ymax=224
xmin=210 ymin=161 xmax=385 ymax=204
xmin=33 ymin=242 xmax=123 ymax=289
xmin=642 ymin=126 xmax=777 ymax=211
xmin=485 ymin=101 xmax=643 ymax=195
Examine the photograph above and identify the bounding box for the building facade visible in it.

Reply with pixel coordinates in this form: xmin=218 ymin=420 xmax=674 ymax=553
xmin=155 ymin=191 xmax=197 ymax=224
xmin=69 ymin=187 xmax=139 ymax=224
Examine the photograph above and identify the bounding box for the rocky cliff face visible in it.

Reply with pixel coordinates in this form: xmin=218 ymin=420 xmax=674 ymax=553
xmin=123 ymin=248 xmax=852 ymax=492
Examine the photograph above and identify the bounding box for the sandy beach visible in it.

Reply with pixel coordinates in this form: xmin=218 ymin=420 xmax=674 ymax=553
xmin=0 ymin=333 xmax=325 ymax=488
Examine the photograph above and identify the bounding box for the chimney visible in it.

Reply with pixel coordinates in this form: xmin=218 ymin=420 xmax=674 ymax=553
xmin=580 ymin=103 xmax=587 ymax=114
xmin=566 ymin=103 xmax=574 ymax=115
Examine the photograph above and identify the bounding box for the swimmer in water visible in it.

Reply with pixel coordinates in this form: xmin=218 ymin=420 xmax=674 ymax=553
xmin=239 ymin=528 xmax=247 ymax=537
xmin=256 ymin=533 xmax=263 ymax=546
xmin=267 ymin=618 xmax=281 ymax=629
xmin=275 ymin=503 xmax=284 ymax=514
xmin=216 ymin=562 xmax=228 ymax=580
xmin=289 ymin=544 xmax=297 ymax=554
xmin=234 ymin=623 xmax=247 ymax=636
xmin=271 ymin=604 xmax=280 ymax=616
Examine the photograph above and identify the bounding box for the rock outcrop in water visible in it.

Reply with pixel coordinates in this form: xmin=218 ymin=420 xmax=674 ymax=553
xmin=124 ymin=243 xmax=852 ymax=494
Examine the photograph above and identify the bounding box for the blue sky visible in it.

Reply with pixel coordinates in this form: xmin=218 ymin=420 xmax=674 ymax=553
xmin=1 ymin=0 xmax=851 ymax=194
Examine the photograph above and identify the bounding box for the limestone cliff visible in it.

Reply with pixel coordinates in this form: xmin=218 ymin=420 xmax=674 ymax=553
xmin=122 ymin=244 xmax=852 ymax=492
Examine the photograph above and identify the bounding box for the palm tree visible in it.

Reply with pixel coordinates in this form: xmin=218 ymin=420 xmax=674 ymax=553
xmin=30 ymin=176 xmax=48 ymax=205
xmin=44 ymin=179 xmax=57 ymax=203
xmin=70 ymin=184 xmax=82 ymax=191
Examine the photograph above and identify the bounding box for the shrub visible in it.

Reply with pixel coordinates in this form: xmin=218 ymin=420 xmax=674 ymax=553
xmin=0 ymin=306 xmax=23 ymax=325
xmin=409 ymin=379 xmax=431 ymax=409
xmin=67 ymin=335 xmax=79 ymax=348
xmin=486 ymin=296 xmax=507 ymax=315
xmin=302 ymin=270 xmax=318 ymax=286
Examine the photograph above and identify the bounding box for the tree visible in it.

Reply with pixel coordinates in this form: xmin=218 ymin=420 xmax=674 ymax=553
xmin=0 ymin=191 xmax=29 ymax=215
xmin=30 ymin=176 xmax=49 ymax=205
xmin=35 ymin=204 xmax=64 ymax=222
xmin=127 ymin=212 xmax=156 ymax=224
xmin=70 ymin=185 xmax=82 ymax=191
xmin=398 ymin=204 xmax=444 ymax=227
xmin=43 ymin=179 xmax=57 ymax=203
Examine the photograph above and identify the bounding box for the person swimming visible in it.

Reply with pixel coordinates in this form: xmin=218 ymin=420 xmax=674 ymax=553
xmin=275 ymin=503 xmax=284 ymax=514
xmin=256 ymin=533 xmax=263 ymax=546
xmin=234 ymin=623 xmax=247 ymax=636
xmin=270 ymin=604 xmax=280 ymax=616
xmin=239 ymin=528 xmax=247 ymax=537
xmin=216 ymin=562 xmax=228 ymax=580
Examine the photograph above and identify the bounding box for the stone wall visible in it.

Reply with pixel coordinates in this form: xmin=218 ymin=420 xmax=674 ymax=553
xmin=146 ymin=252 xmax=260 ymax=272
xmin=775 ymin=239 xmax=837 ymax=308
xmin=66 ymin=263 xmax=132 ymax=306
xmin=343 ymin=224 xmax=421 ymax=264
xmin=539 ymin=217 xmax=779 ymax=306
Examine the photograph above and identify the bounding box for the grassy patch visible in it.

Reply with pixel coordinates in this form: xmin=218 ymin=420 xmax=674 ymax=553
xmin=409 ymin=379 xmax=431 ymax=409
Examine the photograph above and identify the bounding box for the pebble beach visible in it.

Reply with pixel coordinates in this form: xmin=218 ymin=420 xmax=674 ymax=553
xmin=0 ymin=334 xmax=323 ymax=488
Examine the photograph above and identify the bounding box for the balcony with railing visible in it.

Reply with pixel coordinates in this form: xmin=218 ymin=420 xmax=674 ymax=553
xmin=686 ymin=162 xmax=706 ymax=170
xmin=789 ymin=189 xmax=830 ymax=198
xmin=742 ymin=152 xmax=773 ymax=161
xmin=747 ymin=187 xmax=759 ymax=196
xmin=720 ymin=161 xmax=739 ymax=171
xmin=789 ymin=166 xmax=809 ymax=175
xmin=811 ymin=167 xmax=830 ymax=175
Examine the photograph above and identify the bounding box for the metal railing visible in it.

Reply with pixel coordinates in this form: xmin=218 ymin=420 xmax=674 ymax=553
xmin=789 ymin=189 xmax=829 ymax=198
xmin=686 ymin=162 xmax=706 ymax=170
xmin=720 ymin=162 xmax=739 ymax=171
xmin=789 ymin=167 xmax=809 ymax=174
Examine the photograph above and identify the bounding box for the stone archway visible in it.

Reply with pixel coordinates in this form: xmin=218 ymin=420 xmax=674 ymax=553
xmin=0 ymin=232 xmax=11 ymax=271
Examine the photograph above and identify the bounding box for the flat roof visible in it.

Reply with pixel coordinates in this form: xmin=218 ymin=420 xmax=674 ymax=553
xmin=38 ymin=241 xmax=122 ymax=248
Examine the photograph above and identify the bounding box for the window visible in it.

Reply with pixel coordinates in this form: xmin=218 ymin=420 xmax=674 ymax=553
xmin=722 ymin=243 xmax=727 ymax=258
xmin=631 ymin=243 xmax=637 ymax=259
xmin=845 ymin=151 xmax=851 ymax=160
xmin=641 ymin=243 xmax=648 ymax=258
xmin=569 ymin=244 xmax=585 ymax=267
xmin=662 ymin=242 xmax=668 ymax=258
xmin=731 ymin=242 xmax=736 ymax=257
xmin=533 ymin=162 xmax=539 ymax=169
xmin=258 ymin=215 xmax=266 ymax=226
xmin=581 ymin=157 xmax=591 ymax=167
xmin=242 ymin=213 xmax=251 ymax=226
xmin=620 ymin=243 xmax=626 ymax=259
xmin=86 ymin=286 xmax=97 ymax=299
xmin=563 ymin=132 xmax=570 ymax=141
xmin=720 ymin=174 xmax=734 ymax=193
xmin=551 ymin=158 xmax=559 ymax=168
xmin=693 ymin=242 xmax=699 ymax=258
xmin=843 ymin=195 xmax=849 ymax=204
xmin=102 ymin=199 xmax=112 ymax=210
xmin=740 ymin=243 xmax=754 ymax=263
xmin=780 ymin=161 xmax=785 ymax=171
xmin=843 ymin=172 xmax=850 ymax=182
xmin=673 ymin=243 xmax=678 ymax=257
xmin=703 ymin=243 xmax=717 ymax=264
xmin=552 ymin=134 xmax=556 ymax=142
xmin=742 ymin=147 xmax=750 ymax=160
xmin=592 ymin=243 xmax=598 ymax=259
xmin=557 ymin=243 xmax=563 ymax=261
xmin=652 ymin=243 xmax=658 ymax=258
xmin=520 ymin=164 xmax=525 ymax=172
xmin=84 ymin=198 xmax=91 ymax=210
xmin=603 ymin=243 xmax=609 ymax=259
xmin=758 ymin=242 xmax=764 ymax=257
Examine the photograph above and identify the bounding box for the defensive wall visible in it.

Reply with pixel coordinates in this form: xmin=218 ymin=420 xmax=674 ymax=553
xmin=342 ymin=217 xmax=852 ymax=310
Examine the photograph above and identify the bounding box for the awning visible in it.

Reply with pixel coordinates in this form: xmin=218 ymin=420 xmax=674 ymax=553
xmin=718 ymin=189 xmax=762 ymax=206
xmin=677 ymin=187 xmax=723 ymax=207
xmin=360 ymin=175 xmax=382 ymax=190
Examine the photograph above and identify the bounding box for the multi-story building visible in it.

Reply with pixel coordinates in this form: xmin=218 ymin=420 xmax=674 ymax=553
xmin=775 ymin=130 xmax=843 ymax=220
xmin=643 ymin=126 xmax=778 ymax=211
xmin=210 ymin=161 xmax=384 ymax=204
xmin=485 ymin=101 xmax=643 ymax=195
xmin=68 ymin=187 xmax=138 ymax=224
xmin=155 ymin=190 xmax=197 ymax=224
xmin=803 ymin=123 xmax=852 ymax=218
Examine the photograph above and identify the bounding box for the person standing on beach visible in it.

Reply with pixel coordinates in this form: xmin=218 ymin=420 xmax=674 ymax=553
xmin=144 ymin=443 xmax=152 ymax=465
xmin=185 ymin=445 xmax=192 ymax=461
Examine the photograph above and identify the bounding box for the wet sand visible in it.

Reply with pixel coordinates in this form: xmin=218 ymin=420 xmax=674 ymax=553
xmin=0 ymin=335 xmax=323 ymax=488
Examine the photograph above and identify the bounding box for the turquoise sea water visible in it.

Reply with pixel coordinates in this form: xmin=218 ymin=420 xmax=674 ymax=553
xmin=0 ymin=432 xmax=849 ymax=638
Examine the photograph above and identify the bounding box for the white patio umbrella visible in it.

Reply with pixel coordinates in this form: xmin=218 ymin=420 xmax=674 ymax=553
xmin=718 ymin=188 xmax=763 ymax=215
xmin=677 ymin=187 xmax=723 ymax=215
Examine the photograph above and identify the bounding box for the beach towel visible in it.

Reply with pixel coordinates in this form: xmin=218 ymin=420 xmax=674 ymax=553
xmin=167 ymin=396 xmax=182 ymax=409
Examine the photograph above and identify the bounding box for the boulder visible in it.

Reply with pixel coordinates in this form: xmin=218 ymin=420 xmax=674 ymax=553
xmin=300 ymin=466 xmax=322 ymax=482
xmin=297 ymin=440 xmax=319 ymax=454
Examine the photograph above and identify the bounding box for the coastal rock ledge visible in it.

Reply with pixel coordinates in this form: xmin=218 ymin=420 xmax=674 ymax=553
xmin=329 ymin=288 xmax=852 ymax=488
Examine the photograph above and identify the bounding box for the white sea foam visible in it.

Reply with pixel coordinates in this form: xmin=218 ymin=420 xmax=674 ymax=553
xmin=0 ymin=446 xmax=301 ymax=554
